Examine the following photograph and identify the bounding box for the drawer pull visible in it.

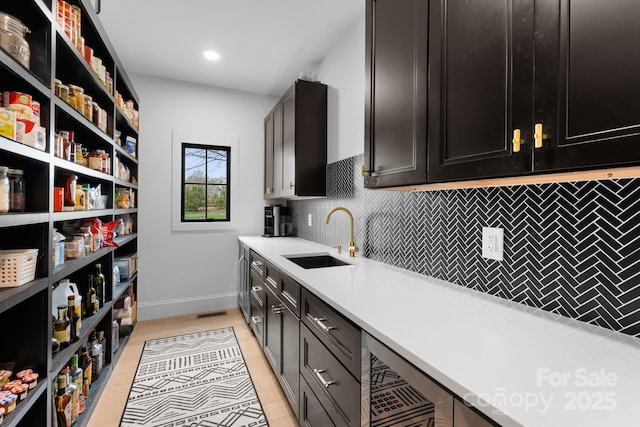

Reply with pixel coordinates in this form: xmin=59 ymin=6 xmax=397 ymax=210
xmin=251 ymin=290 xmax=264 ymax=307
xmin=282 ymin=290 xmax=297 ymax=307
xmin=252 ymin=286 xmax=262 ymax=293
xmin=251 ymin=316 xmax=261 ymax=324
xmin=313 ymin=369 xmax=335 ymax=389
xmin=271 ymin=305 xmax=284 ymax=315
xmin=314 ymin=317 xmax=335 ymax=333
xmin=266 ymin=276 xmax=278 ymax=289
xmin=251 ymin=260 xmax=263 ymax=269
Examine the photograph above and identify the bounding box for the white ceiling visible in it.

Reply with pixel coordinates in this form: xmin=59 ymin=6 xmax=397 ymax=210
xmin=97 ymin=0 xmax=364 ymax=97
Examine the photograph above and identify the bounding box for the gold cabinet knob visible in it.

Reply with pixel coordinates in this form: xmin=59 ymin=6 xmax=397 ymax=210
xmin=512 ymin=129 xmax=523 ymax=153
xmin=534 ymin=123 xmax=548 ymax=149
xmin=266 ymin=187 xmax=272 ymax=194
xmin=360 ymin=165 xmax=368 ymax=176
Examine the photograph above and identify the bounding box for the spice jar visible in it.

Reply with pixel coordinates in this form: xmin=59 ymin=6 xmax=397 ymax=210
xmin=0 ymin=13 xmax=30 ymax=68
xmin=59 ymin=83 xmax=69 ymax=102
xmin=0 ymin=166 xmax=9 ymax=213
xmin=8 ymin=169 xmax=25 ymax=212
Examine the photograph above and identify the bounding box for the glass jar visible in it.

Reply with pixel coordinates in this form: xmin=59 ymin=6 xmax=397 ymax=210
xmin=0 ymin=13 xmax=30 ymax=68
xmin=68 ymin=85 xmax=84 ymax=113
xmin=8 ymin=169 xmax=25 ymax=212
xmin=83 ymin=95 xmax=93 ymax=121
xmin=0 ymin=166 xmax=9 ymax=213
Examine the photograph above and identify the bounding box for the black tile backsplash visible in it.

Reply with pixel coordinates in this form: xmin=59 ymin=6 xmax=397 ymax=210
xmin=288 ymin=154 xmax=640 ymax=338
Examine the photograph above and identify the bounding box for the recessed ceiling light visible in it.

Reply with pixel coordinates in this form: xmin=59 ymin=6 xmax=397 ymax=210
xmin=203 ymin=50 xmax=221 ymax=61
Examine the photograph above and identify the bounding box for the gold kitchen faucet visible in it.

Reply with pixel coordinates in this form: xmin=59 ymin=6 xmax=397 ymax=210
xmin=325 ymin=207 xmax=359 ymax=257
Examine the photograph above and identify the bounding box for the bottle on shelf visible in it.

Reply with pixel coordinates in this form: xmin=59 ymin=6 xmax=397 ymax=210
xmin=55 ymin=304 xmax=71 ymax=349
xmin=97 ymin=330 xmax=107 ymax=370
xmin=56 ymin=373 xmax=72 ymax=427
xmin=90 ymin=331 xmax=103 ymax=382
xmin=85 ymin=274 xmax=97 ymax=316
xmin=94 ymin=264 xmax=105 ymax=308
xmin=67 ymin=295 xmax=79 ymax=343
xmin=0 ymin=166 xmax=9 ymax=213
xmin=70 ymin=354 xmax=84 ymax=415
xmin=80 ymin=346 xmax=92 ymax=387
xmin=63 ymin=365 xmax=79 ymax=424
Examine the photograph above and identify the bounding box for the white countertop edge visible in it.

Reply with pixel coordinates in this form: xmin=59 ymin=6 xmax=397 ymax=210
xmin=239 ymin=236 xmax=640 ymax=427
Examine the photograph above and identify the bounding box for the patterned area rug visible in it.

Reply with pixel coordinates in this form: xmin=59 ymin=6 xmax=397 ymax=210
xmin=121 ymin=327 xmax=268 ymax=426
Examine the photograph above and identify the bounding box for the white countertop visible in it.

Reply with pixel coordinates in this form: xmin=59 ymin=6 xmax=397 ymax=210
xmin=239 ymin=236 xmax=640 ymax=427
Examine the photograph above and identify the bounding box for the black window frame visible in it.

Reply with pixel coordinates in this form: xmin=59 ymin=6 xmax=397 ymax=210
xmin=180 ymin=142 xmax=231 ymax=223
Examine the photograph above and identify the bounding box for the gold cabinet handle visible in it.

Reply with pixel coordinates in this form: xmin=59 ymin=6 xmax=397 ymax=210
xmin=360 ymin=165 xmax=368 ymax=176
xmin=534 ymin=123 xmax=548 ymax=149
xmin=266 ymin=187 xmax=272 ymax=194
xmin=512 ymin=129 xmax=523 ymax=153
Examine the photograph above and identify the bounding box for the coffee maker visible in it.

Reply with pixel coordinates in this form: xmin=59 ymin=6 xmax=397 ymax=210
xmin=264 ymin=205 xmax=293 ymax=237
xmin=264 ymin=205 xmax=281 ymax=237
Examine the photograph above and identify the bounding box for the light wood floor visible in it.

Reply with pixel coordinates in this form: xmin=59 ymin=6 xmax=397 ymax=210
xmin=87 ymin=308 xmax=298 ymax=426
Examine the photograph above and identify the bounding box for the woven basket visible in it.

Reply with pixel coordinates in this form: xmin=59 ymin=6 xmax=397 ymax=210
xmin=0 ymin=248 xmax=39 ymax=287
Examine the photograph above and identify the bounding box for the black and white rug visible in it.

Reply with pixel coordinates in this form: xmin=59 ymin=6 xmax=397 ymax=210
xmin=120 ymin=327 xmax=268 ymax=427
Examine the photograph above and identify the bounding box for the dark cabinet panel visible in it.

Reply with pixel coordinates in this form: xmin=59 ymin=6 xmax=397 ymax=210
xmin=264 ymin=285 xmax=282 ymax=372
xmin=281 ymin=304 xmax=300 ymax=418
xmin=300 ymin=376 xmax=339 ymax=427
xmin=428 ymin=0 xmax=533 ymax=182
xmin=364 ymin=0 xmax=428 ymax=188
xmin=300 ymin=324 xmax=360 ymax=427
xmin=301 ymin=288 xmax=361 ymax=378
xmin=264 ymin=80 xmax=327 ymax=199
xmin=534 ymin=0 xmax=640 ymax=171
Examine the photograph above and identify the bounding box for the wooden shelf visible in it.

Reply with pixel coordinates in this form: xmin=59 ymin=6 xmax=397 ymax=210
xmin=0 ymin=136 xmax=51 ymax=163
xmin=53 ymin=156 xmax=113 ymax=181
xmin=114 ymin=144 xmax=138 ymax=164
xmin=114 ymin=208 xmax=137 ymax=215
xmin=114 ymin=233 xmax=137 ymax=247
xmin=0 ymin=277 xmax=49 ymax=315
xmin=0 ymin=212 xmax=49 ymax=228
xmin=54 ymin=97 xmax=113 ymax=143
xmin=0 ymin=48 xmax=51 ymax=96
xmin=113 ymin=272 xmax=137 ymax=301
xmin=114 ymin=178 xmax=138 ymax=189
xmin=53 ymin=247 xmax=113 ymax=282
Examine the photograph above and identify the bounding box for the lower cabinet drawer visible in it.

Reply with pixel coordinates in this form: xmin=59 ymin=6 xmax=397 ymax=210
xmin=301 ymin=288 xmax=361 ymax=378
xmin=250 ymin=290 xmax=264 ymax=348
xmin=300 ymin=375 xmax=340 ymax=427
xmin=300 ymin=323 xmax=360 ymax=427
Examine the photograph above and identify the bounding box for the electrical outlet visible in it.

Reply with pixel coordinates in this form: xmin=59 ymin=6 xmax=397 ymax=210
xmin=308 ymin=214 xmax=313 ymax=227
xmin=482 ymin=227 xmax=504 ymax=261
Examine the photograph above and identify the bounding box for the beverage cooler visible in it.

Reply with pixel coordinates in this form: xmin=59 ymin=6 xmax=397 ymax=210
xmin=361 ymin=332 xmax=498 ymax=427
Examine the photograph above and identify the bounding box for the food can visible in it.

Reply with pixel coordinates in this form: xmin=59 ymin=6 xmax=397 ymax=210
xmin=30 ymin=100 xmax=40 ymax=125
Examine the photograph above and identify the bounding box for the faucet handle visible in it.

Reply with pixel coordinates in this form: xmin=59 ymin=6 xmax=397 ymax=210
xmin=336 ymin=245 xmax=342 ymax=254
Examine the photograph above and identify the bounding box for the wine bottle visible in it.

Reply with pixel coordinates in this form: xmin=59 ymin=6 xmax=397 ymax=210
xmin=56 ymin=373 xmax=72 ymax=427
xmin=70 ymin=354 xmax=84 ymax=415
xmin=67 ymin=295 xmax=79 ymax=343
xmin=85 ymin=275 xmax=97 ymax=316
xmin=94 ymin=264 xmax=105 ymax=308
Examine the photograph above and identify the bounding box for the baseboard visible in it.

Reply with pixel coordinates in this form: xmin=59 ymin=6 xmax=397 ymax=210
xmin=138 ymin=292 xmax=238 ymax=320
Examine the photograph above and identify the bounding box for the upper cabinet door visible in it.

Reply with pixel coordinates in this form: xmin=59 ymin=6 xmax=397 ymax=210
xmin=428 ymin=0 xmax=534 ymax=182
xmin=364 ymin=0 xmax=428 ymax=188
xmin=534 ymin=0 xmax=640 ymax=172
xmin=281 ymin=86 xmax=296 ymax=198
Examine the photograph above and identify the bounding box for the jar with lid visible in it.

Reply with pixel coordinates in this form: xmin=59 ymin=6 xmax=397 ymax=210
xmin=0 ymin=166 xmax=9 ymax=214
xmin=68 ymin=85 xmax=84 ymax=113
xmin=59 ymin=83 xmax=69 ymax=102
xmin=88 ymin=151 xmax=102 ymax=172
xmin=8 ymin=169 xmax=25 ymax=212
xmin=0 ymin=12 xmax=30 ymax=68
xmin=83 ymin=95 xmax=93 ymax=121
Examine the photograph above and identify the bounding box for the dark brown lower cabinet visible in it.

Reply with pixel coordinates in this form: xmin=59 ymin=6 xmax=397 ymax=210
xmin=300 ymin=323 xmax=360 ymax=427
xmin=300 ymin=376 xmax=338 ymax=427
xmin=264 ymin=284 xmax=299 ymax=418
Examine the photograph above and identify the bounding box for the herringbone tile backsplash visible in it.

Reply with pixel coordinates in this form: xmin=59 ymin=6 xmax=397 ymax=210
xmin=288 ymin=154 xmax=640 ymax=338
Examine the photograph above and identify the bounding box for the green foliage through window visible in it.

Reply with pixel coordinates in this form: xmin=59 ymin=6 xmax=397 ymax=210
xmin=181 ymin=143 xmax=230 ymax=222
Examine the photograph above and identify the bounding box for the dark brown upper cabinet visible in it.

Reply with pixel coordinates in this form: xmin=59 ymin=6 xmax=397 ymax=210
xmin=367 ymin=0 xmax=640 ymax=187
xmin=364 ymin=0 xmax=428 ymax=188
xmin=264 ymin=80 xmax=327 ymax=199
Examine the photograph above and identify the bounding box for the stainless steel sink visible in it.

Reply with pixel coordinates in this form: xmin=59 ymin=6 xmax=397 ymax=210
xmin=285 ymin=253 xmax=351 ymax=269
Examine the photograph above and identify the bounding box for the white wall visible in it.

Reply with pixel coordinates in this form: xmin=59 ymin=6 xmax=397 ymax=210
xmin=133 ymin=73 xmax=277 ymax=320
xmin=315 ymin=16 xmax=366 ymax=163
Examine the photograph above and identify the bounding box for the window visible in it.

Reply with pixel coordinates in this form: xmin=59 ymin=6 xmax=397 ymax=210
xmin=181 ymin=144 xmax=230 ymax=222
xmin=172 ymin=130 xmax=239 ymax=232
